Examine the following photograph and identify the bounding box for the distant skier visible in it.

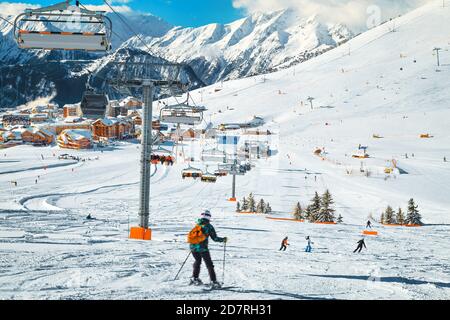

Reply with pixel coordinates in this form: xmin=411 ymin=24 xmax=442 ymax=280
xmin=279 ymin=237 xmax=289 ymax=251
xmin=366 ymin=220 xmax=372 ymax=229
xmin=353 ymin=239 xmax=367 ymax=253
xmin=187 ymin=210 xmax=227 ymax=289
xmin=305 ymin=236 xmax=313 ymax=253
xmin=86 ymin=214 xmax=94 ymax=220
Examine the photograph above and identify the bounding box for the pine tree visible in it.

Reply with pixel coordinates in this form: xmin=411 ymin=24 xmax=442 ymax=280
xmin=256 ymin=199 xmax=266 ymax=213
xmin=293 ymin=202 xmax=303 ymax=220
xmin=265 ymin=203 xmax=272 ymax=214
xmin=396 ymin=207 xmax=405 ymax=225
xmin=337 ymin=214 xmax=343 ymax=224
xmin=384 ymin=206 xmax=396 ymax=224
xmin=406 ymin=198 xmax=423 ymax=225
xmin=309 ymin=192 xmax=322 ymax=222
xmin=241 ymin=197 xmax=248 ymax=211
xmin=236 ymin=201 xmax=241 ymax=213
xmin=380 ymin=212 xmax=385 ymax=224
xmin=317 ymin=190 xmax=336 ymax=223
xmin=248 ymin=193 xmax=256 ymax=212
xmin=305 ymin=205 xmax=313 ymax=222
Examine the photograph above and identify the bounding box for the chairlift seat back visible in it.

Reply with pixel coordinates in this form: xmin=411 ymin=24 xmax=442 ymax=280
xmin=161 ymin=113 xmax=202 ymax=125
xmin=18 ymin=31 xmax=109 ymax=51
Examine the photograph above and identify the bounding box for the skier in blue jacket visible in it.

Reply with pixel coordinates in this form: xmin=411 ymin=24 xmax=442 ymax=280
xmin=305 ymin=236 xmax=313 ymax=252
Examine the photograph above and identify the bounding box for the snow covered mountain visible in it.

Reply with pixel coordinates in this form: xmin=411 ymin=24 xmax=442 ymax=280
xmin=1 ymin=0 xmax=450 ymax=300
xmin=0 ymin=9 xmax=352 ymax=108
xmin=127 ymin=9 xmax=353 ymax=84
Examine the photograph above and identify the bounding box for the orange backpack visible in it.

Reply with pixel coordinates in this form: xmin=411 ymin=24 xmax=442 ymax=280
xmin=187 ymin=225 xmax=207 ymax=244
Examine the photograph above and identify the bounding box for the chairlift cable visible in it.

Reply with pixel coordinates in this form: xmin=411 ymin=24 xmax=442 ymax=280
xmin=0 ymin=15 xmax=14 ymax=33
xmin=78 ymin=1 xmax=128 ymax=45
xmin=101 ymin=0 xmax=157 ymax=57
xmin=0 ymin=15 xmax=14 ymax=27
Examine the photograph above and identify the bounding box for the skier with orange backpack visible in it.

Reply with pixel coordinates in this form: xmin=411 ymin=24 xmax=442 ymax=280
xmin=187 ymin=210 xmax=227 ymax=289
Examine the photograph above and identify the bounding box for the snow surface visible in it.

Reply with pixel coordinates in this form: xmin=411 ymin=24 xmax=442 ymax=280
xmin=1 ymin=1 xmax=450 ymax=300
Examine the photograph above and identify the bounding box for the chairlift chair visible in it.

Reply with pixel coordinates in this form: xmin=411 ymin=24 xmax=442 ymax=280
xmin=201 ymin=173 xmax=217 ymax=183
xmin=214 ymin=168 xmax=228 ymax=177
xmin=152 ymin=146 xmax=172 ymax=157
xmin=181 ymin=166 xmax=203 ymax=179
xmin=160 ymin=103 xmax=206 ymax=126
xmin=201 ymin=148 xmax=226 ymax=163
xmin=201 ymin=167 xmax=217 ymax=183
xmin=14 ymin=1 xmax=112 ymax=51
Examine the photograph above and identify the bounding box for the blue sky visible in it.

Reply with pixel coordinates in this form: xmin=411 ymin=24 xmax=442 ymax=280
xmin=1 ymin=0 xmax=426 ymax=30
xmin=2 ymin=0 xmax=246 ymax=27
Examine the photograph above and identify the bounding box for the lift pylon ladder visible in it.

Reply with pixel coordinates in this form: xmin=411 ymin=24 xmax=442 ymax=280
xmin=14 ymin=0 xmax=112 ymax=51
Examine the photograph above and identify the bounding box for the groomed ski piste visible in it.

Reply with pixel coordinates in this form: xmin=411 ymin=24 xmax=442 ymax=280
xmin=1 ymin=1 xmax=450 ymax=300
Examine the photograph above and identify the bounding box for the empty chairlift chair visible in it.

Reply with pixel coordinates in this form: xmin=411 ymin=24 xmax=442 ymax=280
xmin=201 ymin=148 xmax=227 ymax=163
xmin=160 ymin=103 xmax=206 ymax=126
xmin=14 ymin=1 xmax=112 ymax=52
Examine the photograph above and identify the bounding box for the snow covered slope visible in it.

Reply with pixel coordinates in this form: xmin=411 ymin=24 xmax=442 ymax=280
xmin=127 ymin=9 xmax=353 ymax=84
xmin=0 ymin=1 xmax=449 ymax=300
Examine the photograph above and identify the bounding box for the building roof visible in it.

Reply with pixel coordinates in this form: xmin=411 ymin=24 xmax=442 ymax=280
xmin=61 ymin=129 xmax=92 ymax=141
xmin=64 ymin=116 xmax=83 ymax=123
xmin=119 ymin=96 xmax=142 ymax=107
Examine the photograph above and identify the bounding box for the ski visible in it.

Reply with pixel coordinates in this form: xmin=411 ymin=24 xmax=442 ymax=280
xmin=202 ymin=286 xmax=238 ymax=292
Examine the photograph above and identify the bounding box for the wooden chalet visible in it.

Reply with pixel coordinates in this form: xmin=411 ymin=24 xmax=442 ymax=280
xmin=57 ymin=129 xmax=92 ymax=149
xmin=91 ymin=117 xmax=134 ymax=140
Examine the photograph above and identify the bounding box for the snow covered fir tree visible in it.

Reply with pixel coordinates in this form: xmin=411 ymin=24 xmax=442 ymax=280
xmin=247 ymin=193 xmax=256 ymax=213
xmin=238 ymin=194 xmax=271 ymax=214
xmin=316 ymin=190 xmax=336 ymax=223
xmin=406 ymin=198 xmax=423 ymax=226
xmin=396 ymin=208 xmax=405 ymax=225
xmin=293 ymin=202 xmax=304 ymax=220
xmin=256 ymin=199 xmax=265 ymax=213
xmin=307 ymin=192 xmax=322 ymax=222
xmin=382 ymin=206 xmax=396 ymax=224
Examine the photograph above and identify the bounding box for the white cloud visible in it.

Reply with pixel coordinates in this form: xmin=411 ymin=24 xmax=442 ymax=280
xmin=0 ymin=2 xmax=39 ymax=17
xmin=83 ymin=4 xmax=133 ymax=13
xmin=0 ymin=2 xmax=133 ymax=17
xmin=232 ymin=0 xmax=430 ymax=31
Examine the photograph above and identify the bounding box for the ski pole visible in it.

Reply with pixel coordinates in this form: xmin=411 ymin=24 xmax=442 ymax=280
xmin=222 ymin=242 xmax=227 ymax=284
xmin=173 ymin=251 xmax=192 ymax=281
